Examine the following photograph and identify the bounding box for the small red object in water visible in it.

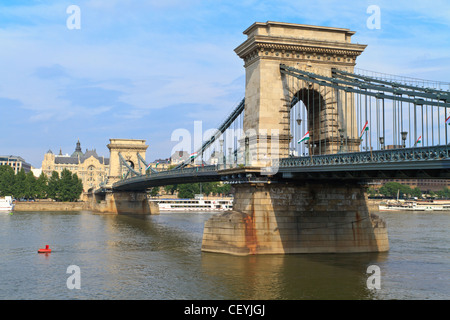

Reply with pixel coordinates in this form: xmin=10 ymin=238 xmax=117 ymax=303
xmin=38 ymin=245 xmax=51 ymax=253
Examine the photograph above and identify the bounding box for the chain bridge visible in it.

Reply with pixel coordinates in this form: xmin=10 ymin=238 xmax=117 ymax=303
xmin=88 ymin=22 xmax=450 ymax=256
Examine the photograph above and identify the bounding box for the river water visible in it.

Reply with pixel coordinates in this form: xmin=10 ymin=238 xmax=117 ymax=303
xmin=0 ymin=210 xmax=448 ymax=300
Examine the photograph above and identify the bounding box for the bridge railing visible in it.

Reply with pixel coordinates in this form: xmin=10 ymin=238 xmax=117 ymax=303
xmin=120 ymin=146 xmax=450 ymax=182
xmin=112 ymin=145 xmax=450 ymax=190
xmin=118 ymin=165 xmax=219 ymax=181
xmin=150 ymin=165 xmax=217 ymax=175
xmin=277 ymin=145 xmax=450 ymax=168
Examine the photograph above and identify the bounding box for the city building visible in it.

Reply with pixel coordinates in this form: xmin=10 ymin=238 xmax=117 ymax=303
xmin=41 ymin=140 xmax=110 ymax=192
xmin=170 ymin=151 xmax=189 ymax=165
xmin=374 ymin=179 xmax=450 ymax=192
xmin=169 ymin=150 xmax=219 ymax=166
xmin=0 ymin=155 xmax=32 ymax=174
xmin=146 ymin=158 xmax=171 ymax=172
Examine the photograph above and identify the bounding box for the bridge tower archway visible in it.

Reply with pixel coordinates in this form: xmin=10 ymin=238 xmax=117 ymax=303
xmin=234 ymin=21 xmax=366 ymax=166
xmin=289 ymin=87 xmax=326 ymax=156
xmin=288 ymin=81 xmax=360 ymax=156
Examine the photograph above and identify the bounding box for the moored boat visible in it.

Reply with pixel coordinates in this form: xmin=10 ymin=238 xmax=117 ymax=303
xmin=0 ymin=196 xmax=15 ymax=212
xmin=150 ymin=196 xmax=233 ymax=212
xmin=379 ymin=200 xmax=450 ymax=212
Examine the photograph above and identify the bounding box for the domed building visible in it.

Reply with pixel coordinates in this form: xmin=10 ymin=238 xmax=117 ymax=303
xmin=42 ymin=140 xmax=110 ymax=192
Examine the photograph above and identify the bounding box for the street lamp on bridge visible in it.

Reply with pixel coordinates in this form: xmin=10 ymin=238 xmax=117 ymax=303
xmin=401 ymin=132 xmax=408 ymax=148
xmin=379 ymin=137 xmax=385 ymax=150
xmin=338 ymin=129 xmax=344 ymax=153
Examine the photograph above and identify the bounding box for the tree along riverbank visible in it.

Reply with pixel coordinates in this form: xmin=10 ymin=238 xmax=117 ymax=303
xmin=0 ymin=166 xmax=82 ymax=202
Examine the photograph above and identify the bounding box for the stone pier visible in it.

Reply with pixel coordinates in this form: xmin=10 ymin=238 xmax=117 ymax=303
xmin=84 ymin=137 xmax=159 ymax=215
xmin=201 ymin=181 xmax=388 ymax=255
xmin=86 ymin=190 xmax=159 ymax=215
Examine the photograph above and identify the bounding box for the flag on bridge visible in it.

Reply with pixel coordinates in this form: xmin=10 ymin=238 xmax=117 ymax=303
xmin=359 ymin=120 xmax=369 ymax=140
xmin=298 ymin=131 xmax=310 ymax=144
xmin=190 ymin=152 xmax=198 ymax=158
xmin=145 ymin=163 xmax=152 ymax=171
xmin=415 ymin=136 xmax=422 ymax=146
xmin=155 ymin=161 xmax=160 ymax=168
xmin=446 ymin=115 xmax=450 ymax=125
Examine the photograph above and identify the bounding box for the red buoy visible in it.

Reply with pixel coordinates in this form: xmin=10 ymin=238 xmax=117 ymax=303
xmin=38 ymin=245 xmax=51 ymax=253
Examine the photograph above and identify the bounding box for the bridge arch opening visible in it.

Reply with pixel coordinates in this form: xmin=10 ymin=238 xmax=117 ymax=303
xmin=126 ymin=160 xmax=135 ymax=169
xmin=289 ymin=86 xmax=329 ymax=156
xmin=284 ymin=73 xmax=362 ymax=156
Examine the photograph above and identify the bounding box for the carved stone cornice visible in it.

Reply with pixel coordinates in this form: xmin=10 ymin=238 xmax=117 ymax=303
xmin=234 ymin=22 xmax=367 ymax=68
xmin=107 ymin=144 xmax=148 ymax=151
xmin=236 ymin=40 xmax=366 ymax=68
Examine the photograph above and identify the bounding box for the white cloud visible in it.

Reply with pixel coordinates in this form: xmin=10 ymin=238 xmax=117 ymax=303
xmin=2 ymin=0 xmax=450 ymax=167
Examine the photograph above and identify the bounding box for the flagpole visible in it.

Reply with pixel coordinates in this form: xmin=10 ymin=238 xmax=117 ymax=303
xmin=446 ymin=114 xmax=450 ymax=145
xmin=309 ymin=142 xmax=312 ymax=162
xmin=298 ymin=131 xmax=311 ymax=161
xmin=360 ymin=121 xmax=371 ymax=159
xmin=446 ymin=110 xmax=449 ymax=145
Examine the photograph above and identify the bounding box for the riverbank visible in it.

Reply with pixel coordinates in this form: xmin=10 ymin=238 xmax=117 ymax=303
xmin=13 ymin=198 xmax=448 ymax=213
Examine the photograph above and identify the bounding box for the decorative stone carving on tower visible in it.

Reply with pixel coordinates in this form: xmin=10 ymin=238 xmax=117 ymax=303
xmin=106 ymin=139 xmax=148 ymax=186
xmin=234 ymin=21 xmax=367 ymax=165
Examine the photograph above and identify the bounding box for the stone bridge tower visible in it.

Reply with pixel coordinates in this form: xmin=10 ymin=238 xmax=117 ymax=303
xmin=202 ymin=22 xmax=389 ymax=256
xmin=234 ymin=21 xmax=367 ymax=164
xmin=106 ymin=139 xmax=148 ymax=187
xmin=86 ymin=138 xmax=157 ymax=215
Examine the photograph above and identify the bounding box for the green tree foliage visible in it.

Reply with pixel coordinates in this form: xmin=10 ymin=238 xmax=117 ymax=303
xmin=0 ymin=167 xmax=82 ymax=202
xmin=35 ymin=172 xmax=49 ymax=199
xmin=379 ymin=182 xmax=409 ymax=198
xmin=57 ymin=169 xmax=83 ymax=202
xmin=176 ymin=182 xmax=231 ymax=199
xmin=436 ymin=187 xmax=450 ymax=199
xmin=14 ymin=169 xmax=27 ymax=199
xmin=148 ymin=186 xmax=160 ymax=197
xmin=23 ymin=171 xmax=37 ymax=199
xmin=177 ymin=183 xmax=200 ymax=199
xmin=0 ymin=165 xmax=15 ymax=196
xmin=47 ymin=171 xmax=60 ymax=200
xmin=411 ymin=187 xmax=422 ymax=198
xmin=164 ymin=185 xmax=178 ymax=195
xmin=214 ymin=183 xmax=231 ymax=195
xmin=378 ymin=182 xmax=423 ymax=199
xmin=368 ymin=187 xmax=377 ymax=197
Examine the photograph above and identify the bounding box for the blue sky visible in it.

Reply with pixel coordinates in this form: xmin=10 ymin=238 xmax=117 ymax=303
xmin=1 ymin=0 xmax=450 ymax=167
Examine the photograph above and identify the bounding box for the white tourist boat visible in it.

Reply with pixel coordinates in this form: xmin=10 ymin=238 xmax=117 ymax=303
xmin=379 ymin=201 xmax=450 ymax=212
xmin=0 ymin=196 xmax=15 ymax=212
xmin=151 ymin=196 xmax=233 ymax=212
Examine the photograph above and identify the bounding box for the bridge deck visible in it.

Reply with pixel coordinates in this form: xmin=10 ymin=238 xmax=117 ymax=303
xmin=111 ymin=146 xmax=450 ymax=191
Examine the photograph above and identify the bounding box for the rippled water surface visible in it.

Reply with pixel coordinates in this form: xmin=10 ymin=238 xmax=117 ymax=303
xmin=0 ymin=210 xmax=448 ymax=299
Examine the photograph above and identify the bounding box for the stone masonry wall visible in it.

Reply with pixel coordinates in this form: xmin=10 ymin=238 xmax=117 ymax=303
xmin=15 ymin=201 xmax=87 ymax=211
xmin=202 ymin=181 xmax=389 ymax=255
xmin=85 ymin=191 xmax=159 ymax=215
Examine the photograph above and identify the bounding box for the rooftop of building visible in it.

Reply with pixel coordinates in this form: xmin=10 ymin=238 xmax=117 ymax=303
xmin=0 ymin=155 xmax=29 ymax=163
xmin=46 ymin=141 xmax=109 ymax=165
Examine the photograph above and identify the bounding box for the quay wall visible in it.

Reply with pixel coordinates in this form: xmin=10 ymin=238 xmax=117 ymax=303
xmin=14 ymin=201 xmax=87 ymax=212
